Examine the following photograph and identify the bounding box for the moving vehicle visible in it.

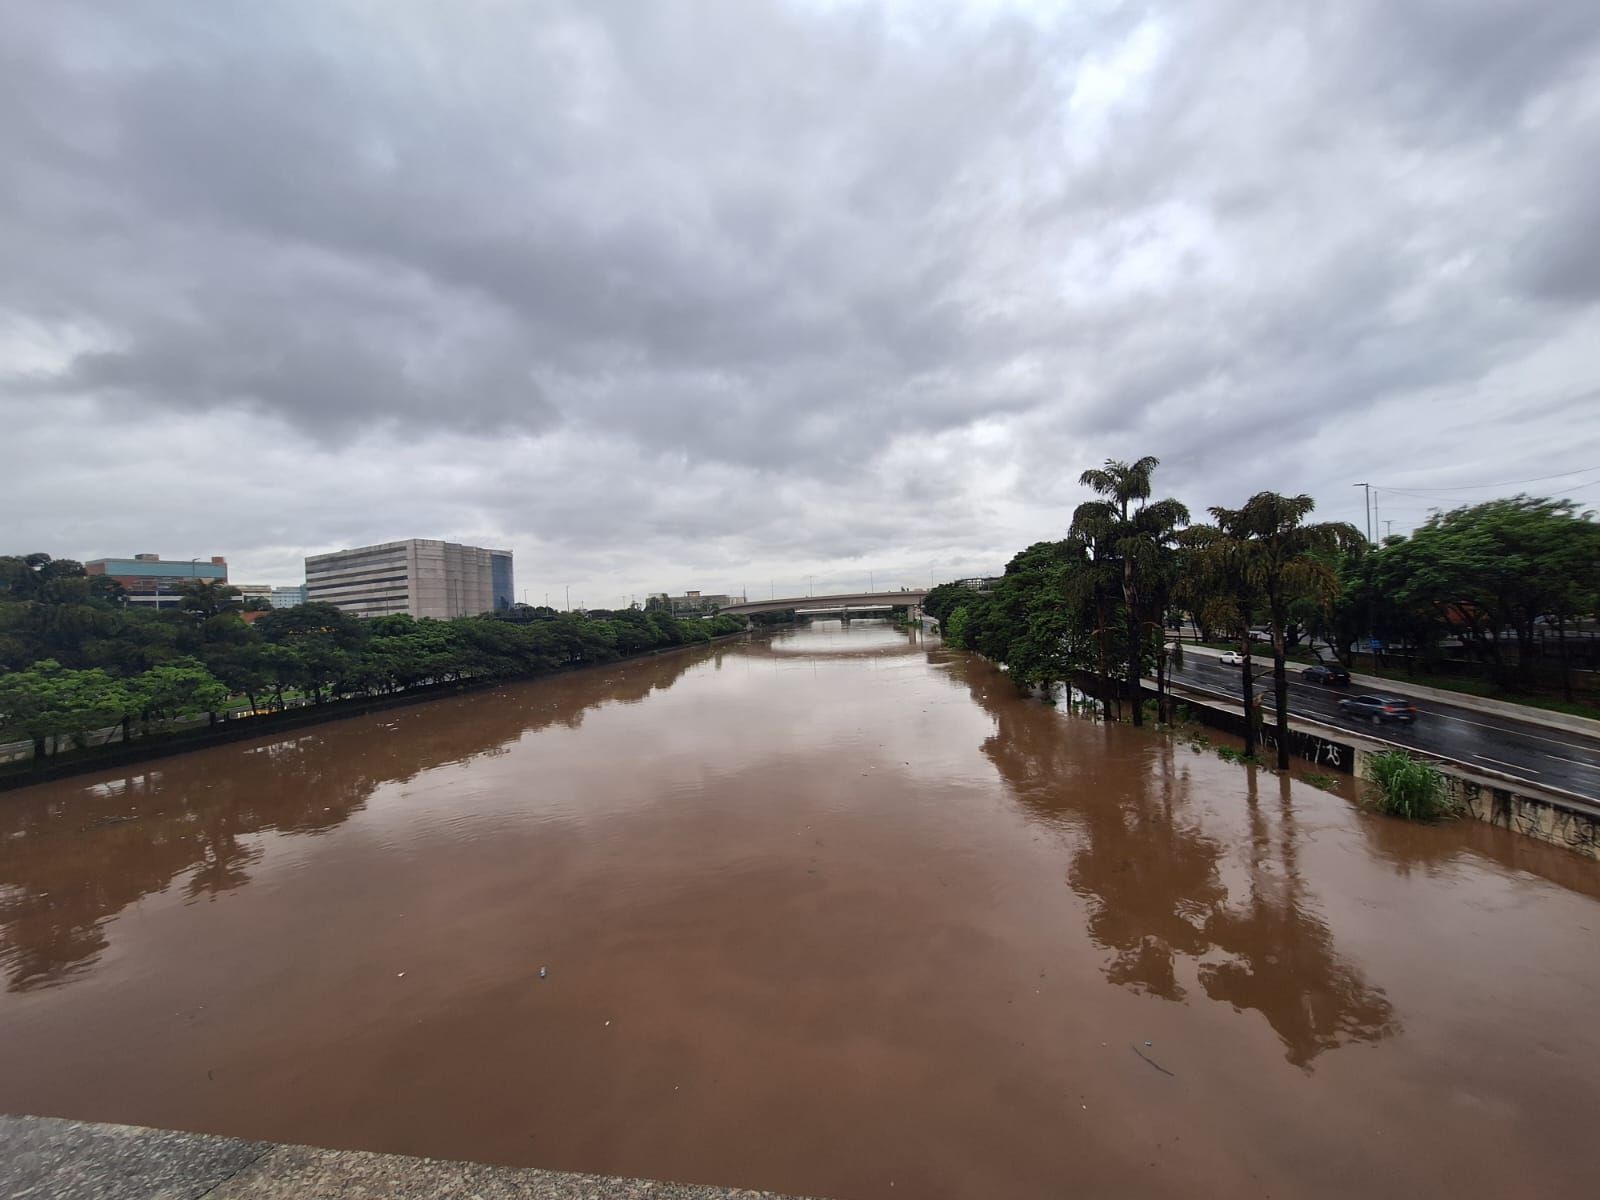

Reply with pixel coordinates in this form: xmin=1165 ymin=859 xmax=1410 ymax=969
xmin=1301 ymin=664 xmax=1351 ymax=685
xmin=1338 ymin=695 xmax=1418 ymax=723
xmin=1219 ymin=650 xmax=1245 ymax=665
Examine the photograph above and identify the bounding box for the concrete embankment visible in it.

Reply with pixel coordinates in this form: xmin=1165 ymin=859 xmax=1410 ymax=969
xmin=0 ymin=1115 xmax=823 ymax=1200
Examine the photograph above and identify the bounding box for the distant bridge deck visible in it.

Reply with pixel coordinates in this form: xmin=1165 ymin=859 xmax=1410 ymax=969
xmin=720 ymin=589 xmax=927 ymax=617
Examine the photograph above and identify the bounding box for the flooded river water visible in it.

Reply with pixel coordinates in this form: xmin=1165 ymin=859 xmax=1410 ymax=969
xmin=2 ymin=621 xmax=1598 ymax=1198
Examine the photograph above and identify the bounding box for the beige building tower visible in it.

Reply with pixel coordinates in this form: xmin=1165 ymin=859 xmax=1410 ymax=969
xmin=304 ymin=539 xmax=514 ymax=619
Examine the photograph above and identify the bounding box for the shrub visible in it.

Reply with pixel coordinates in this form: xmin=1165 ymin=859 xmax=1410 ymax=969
xmin=1363 ymin=751 xmax=1457 ymax=821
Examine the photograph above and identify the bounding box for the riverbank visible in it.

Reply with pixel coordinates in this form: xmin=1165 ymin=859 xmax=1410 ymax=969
xmin=0 ymin=1115 xmax=821 ymax=1200
xmin=0 ymin=631 xmax=748 ymax=793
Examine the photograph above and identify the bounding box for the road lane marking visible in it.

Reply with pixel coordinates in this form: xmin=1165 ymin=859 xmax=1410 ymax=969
xmin=1474 ymin=754 xmax=1539 ymax=773
xmin=1406 ymin=709 xmax=1600 ymax=753
xmin=1544 ymin=754 xmax=1600 ymax=771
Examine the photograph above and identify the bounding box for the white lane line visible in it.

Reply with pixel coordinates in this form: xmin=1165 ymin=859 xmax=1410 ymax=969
xmin=1544 ymin=754 xmax=1600 ymax=771
xmin=1475 ymin=754 xmax=1539 ymax=773
xmin=1411 ymin=708 xmax=1599 ymax=752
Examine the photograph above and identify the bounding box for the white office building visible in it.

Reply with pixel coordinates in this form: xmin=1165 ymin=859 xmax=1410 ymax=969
xmin=305 ymin=540 xmax=514 ymax=620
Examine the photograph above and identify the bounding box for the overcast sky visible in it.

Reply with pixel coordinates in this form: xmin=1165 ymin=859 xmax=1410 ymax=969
xmin=4 ymin=0 xmax=1598 ymax=606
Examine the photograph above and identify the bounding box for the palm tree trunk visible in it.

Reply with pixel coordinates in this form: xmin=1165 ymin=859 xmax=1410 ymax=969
xmin=1155 ymin=631 xmax=1170 ymax=723
xmin=1124 ymin=562 xmax=1142 ymax=726
xmin=1240 ymin=634 xmax=1256 ymax=758
xmin=1272 ymin=634 xmax=1291 ymax=771
xmin=1558 ymin=618 xmax=1573 ymax=703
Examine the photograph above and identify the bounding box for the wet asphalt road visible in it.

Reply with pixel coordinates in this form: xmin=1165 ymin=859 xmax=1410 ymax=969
xmin=1167 ymin=653 xmax=1600 ymax=802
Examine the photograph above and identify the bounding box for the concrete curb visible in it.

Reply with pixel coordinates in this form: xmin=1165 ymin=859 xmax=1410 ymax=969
xmin=0 ymin=1114 xmax=828 ymax=1200
xmin=1175 ymin=643 xmax=1600 ymax=738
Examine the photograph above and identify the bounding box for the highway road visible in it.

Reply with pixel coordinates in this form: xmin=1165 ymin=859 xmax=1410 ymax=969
xmin=1166 ymin=652 xmax=1600 ymax=802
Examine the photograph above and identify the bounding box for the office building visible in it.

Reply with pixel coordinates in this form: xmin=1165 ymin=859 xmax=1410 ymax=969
xmin=269 ymin=585 xmax=309 ymax=609
xmin=232 ymin=583 xmax=273 ymax=606
xmin=84 ymin=554 xmax=228 ymax=610
xmin=649 ymin=590 xmax=733 ymax=616
xmin=305 ymin=540 xmax=514 ymax=620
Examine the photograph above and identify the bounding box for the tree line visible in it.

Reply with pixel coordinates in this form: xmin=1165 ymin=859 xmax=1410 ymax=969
xmin=923 ymin=458 xmax=1600 ymax=769
xmin=0 ymin=554 xmax=746 ymax=761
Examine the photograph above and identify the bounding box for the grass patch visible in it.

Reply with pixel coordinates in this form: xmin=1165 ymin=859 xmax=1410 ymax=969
xmin=1215 ymin=745 xmax=1260 ymax=766
xmin=1300 ymin=771 xmax=1340 ymax=792
xmin=1363 ymin=750 xmax=1458 ymax=821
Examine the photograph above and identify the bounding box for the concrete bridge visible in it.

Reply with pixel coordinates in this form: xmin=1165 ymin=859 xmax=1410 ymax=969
xmin=720 ymin=588 xmax=927 ymax=618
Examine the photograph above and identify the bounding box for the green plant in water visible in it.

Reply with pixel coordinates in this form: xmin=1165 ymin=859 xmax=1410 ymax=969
xmin=1363 ymin=750 xmax=1457 ymax=821
xmin=1300 ymin=772 xmax=1339 ymax=791
xmin=1215 ymin=745 xmax=1259 ymax=765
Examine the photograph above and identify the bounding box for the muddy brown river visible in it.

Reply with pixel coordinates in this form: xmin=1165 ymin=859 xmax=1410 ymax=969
xmin=2 ymin=621 xmax=1598 ymax=1197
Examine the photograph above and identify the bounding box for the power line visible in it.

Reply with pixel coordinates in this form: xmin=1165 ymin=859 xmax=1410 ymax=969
xmin=1373 ymin=465 xmax=1600 ymax=493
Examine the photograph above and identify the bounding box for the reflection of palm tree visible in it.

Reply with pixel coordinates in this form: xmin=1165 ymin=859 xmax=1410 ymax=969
xmin=954 ymin=651 xmax=1397 ymax=1067
xmin=1200 ymin=778 xmax=1397 ymax=1069
xmin=0 ymin=641 xmax=715 ymax=991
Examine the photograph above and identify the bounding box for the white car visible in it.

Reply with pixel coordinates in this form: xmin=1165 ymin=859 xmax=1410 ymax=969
xmin=1219 ymin=650 xmax=1245 ymax=665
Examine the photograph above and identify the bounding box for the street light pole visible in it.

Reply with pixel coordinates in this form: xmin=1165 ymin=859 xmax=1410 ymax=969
xmin=1352 ymin=482 xmax=1373 ymax=543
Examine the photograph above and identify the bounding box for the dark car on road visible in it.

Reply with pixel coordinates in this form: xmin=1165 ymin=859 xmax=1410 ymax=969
xmin=1338 ymin=695 xmax=1418 ymax=724
xmin=1302 ymin=664 xmax=1350 ymax=685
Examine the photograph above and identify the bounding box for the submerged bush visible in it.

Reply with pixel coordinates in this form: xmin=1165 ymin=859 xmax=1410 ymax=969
xmin=1364 ymin=751 xmax=1457 ymax=821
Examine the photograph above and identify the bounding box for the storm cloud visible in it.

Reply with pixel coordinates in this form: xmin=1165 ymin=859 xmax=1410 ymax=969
xmin=3 ymin=0 xmax=1598 ymax=602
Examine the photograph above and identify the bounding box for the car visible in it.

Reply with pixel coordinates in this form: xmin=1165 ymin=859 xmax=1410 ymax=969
xmin=1302 ymin=664 xmax=1351 ymax=685
xmin=1219 ymin=650 xmax=1245 ymax=665
xmin=1249 ymin=629 xmax=1273 ymax=643
xmin=1338 ymin=694 xmax=1418 ymax=724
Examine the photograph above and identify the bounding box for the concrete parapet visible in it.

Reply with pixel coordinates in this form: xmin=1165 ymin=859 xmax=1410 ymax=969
xmin=0 ymin=1115 xmax=827 ymax=1200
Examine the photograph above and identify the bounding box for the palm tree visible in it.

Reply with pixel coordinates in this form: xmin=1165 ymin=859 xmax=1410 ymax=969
xmin=1183 ymin=522 xmax=1265 ymax=756
xmin=1072 ymin=457 xmax=1189 ymax=726
xmin=1207 ymin=493 xmax=1361 ymax=769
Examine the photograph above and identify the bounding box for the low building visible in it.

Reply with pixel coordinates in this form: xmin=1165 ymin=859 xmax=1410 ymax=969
xmin=649 ymin=589 xmax=734 ymax=616
xmin=231 ymin=584 xmax=273 ymax=607
xmin=84 ymin=554 xmax=228 ymax=611
xmin=305 ymin=539 xmax=514 ymax=620
xmin=268 ymin=585 xmax=308 ymax=609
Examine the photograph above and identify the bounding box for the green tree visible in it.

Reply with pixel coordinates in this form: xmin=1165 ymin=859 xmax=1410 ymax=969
xmin=0 ymin=659 xmax=136 ymax=758
xmin=178 ymin=579 xmax=243 ymax=621
xmin=129 ymin=657 xmax=230 ymax=733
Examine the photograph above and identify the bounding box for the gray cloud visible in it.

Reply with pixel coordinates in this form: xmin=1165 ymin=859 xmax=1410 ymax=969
xmin=2 ymin=0 xmax=1598 ymax=597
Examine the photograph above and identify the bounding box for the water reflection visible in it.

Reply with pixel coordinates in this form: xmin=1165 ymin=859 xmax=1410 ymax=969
xmin=957 ymin=653 xmax=1398 ymax=1068
xmin=0 ymin=644 xmax=712 ymax=992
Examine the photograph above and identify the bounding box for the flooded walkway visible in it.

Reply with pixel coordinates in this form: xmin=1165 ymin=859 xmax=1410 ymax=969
xmin=2 ymin=622 xmax=1597 ymax=1198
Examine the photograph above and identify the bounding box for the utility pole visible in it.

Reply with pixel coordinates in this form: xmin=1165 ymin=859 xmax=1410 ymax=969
xmin=565 ymin=584 xmax=570 ymax=611
xmin=1353 ymin=482 xmax=1373 ymax=543
xmin=1384 ymin=520 xmax=1394 ymax=540
xmin=808 ymin=574 xmax=814 ymax=597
